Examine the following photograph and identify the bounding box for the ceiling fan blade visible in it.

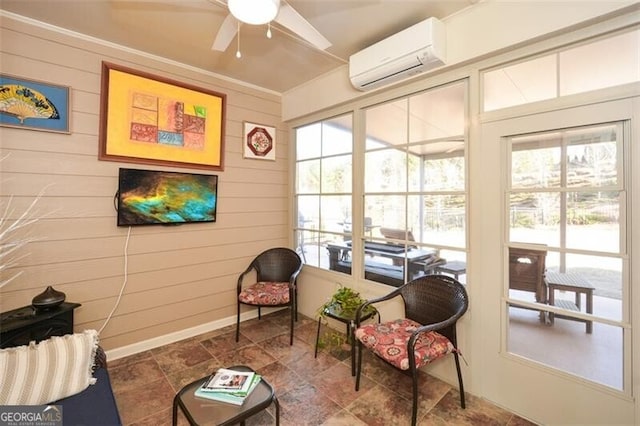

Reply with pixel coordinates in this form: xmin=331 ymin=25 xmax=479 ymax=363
xmin=275 ymin=2 xmax=331 ymax=50
xmin=212 ymin=13 xmax=238 ymax=51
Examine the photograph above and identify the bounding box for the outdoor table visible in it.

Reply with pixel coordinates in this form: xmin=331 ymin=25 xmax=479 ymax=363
xmin=546 ymin=271 xmax=594 ymax=333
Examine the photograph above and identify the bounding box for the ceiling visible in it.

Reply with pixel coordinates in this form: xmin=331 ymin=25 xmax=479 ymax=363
xmin=0 ymin=0 xmax=477 ymax=93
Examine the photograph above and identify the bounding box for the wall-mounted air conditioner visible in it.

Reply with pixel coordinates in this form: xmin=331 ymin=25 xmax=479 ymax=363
xmin=348 ymin=17 xmax=446 ymax=91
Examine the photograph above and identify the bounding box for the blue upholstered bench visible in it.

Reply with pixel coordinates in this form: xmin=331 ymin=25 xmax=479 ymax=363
xmin=54 ymin=346 xmax=122 ymax=425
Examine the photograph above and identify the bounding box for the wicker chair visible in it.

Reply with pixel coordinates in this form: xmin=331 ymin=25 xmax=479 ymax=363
xmin=354 ymin=275 xmax=468 ymax=426
xmin=236 ymin=247 xmax=303 ymax=345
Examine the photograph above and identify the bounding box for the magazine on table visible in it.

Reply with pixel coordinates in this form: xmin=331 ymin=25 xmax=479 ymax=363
xmin=194 ymin=373 xmax=262 ymax=405
xmin=201 ymin=368 xmax=256 ymax=394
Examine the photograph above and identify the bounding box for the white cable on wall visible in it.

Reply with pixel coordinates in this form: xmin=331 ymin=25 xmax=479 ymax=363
xmin=98 ymin=226 xmax=132 ymax=335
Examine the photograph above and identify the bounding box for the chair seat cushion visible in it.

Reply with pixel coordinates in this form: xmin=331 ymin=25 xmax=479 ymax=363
xmin=355 ymin=318 xmax=454 ymax=370
xmin=238 ymin=281 xmax=290 ymax=305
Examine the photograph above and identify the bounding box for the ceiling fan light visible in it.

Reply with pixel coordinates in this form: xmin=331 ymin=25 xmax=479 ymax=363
xmin=228 ymin=0 xmax=280 ymax=25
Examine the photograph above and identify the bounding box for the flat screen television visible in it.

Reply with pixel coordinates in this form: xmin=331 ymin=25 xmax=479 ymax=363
xmin=116 ymin=168 xmax=218 ymax=226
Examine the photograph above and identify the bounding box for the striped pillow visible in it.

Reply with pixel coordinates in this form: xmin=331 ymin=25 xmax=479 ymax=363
xmin=0 ymin=329 xmax=98 ymax=405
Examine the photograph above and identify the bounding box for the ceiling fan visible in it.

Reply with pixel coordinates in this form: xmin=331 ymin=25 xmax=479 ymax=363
xmin=211 ymin=0 xmax=331 ymax=56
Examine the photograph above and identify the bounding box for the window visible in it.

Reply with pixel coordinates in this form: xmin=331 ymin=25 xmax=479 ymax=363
xmin=360 ymin=81 xmax=468 ymax=286
xmin=483 ymin=28 xmax=640 ymax=111
xmin=508 ymin=123 xmax=624 ymax=315
xmin=294 ymin=114 xmax=353 ymax=268
xmin=506 ymin=122 xmax=627 ymax=389
xmin=294 ymin=83 xmax=468 ymax=287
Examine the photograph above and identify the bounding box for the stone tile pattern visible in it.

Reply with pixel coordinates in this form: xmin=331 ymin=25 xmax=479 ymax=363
xmin=109 ymin=311 xmax=536 ymax=425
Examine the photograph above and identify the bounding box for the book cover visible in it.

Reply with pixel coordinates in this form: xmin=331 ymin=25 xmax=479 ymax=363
xmin=201 ymin=368 xmax=255 ymax=394
xmin=194 ymin=375 xmax=261 ymax=405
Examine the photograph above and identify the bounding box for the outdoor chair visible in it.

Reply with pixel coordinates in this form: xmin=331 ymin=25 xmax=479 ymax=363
xmin=297 ymin=213 xmax=309 ymax=262
xmin=379 ymin=227 xmax=416 ymax=245
xmin=509 ymin=246 xmax=547 ymax=321
xmin=236 ymin=247 xmax=303 ymax=345
xmin=354 ymin=275 xmax=469 ymax=426
xmin=379 ymin=227 xmax=417 ymax=266
xmin=340 ymin=217 xmax=375 ymax=261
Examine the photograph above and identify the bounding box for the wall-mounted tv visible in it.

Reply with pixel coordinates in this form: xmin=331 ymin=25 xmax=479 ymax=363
xmin=117 ymin=168 xmax=218 ymax=226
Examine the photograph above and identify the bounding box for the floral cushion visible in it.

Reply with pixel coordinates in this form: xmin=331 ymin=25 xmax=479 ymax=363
xmin=355 ymin=318 xmax=454 ymax=370
xmin=238 ymin=281 xmax=290 ymax=305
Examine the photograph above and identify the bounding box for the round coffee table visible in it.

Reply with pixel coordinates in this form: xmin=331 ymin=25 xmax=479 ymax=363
xmin=172 ymin=365 xmax=279 ymax=425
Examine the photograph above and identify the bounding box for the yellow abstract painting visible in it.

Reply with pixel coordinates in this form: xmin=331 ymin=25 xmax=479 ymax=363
xmin=99 ymin=62 xmax=226 ymax=170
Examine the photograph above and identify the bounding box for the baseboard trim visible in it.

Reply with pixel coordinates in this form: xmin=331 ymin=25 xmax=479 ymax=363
xmin=105 ymin=308 xmax=278 ymax=361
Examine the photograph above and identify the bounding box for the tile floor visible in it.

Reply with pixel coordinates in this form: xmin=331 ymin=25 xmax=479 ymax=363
xmin=109 ymin=310 xmax=536 ymax=425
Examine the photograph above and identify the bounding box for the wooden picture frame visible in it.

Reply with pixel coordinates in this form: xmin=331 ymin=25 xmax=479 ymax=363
xmin=99 ymin=62 xmax=226 ymax=170
xmin=242 ymin=121 xmax=276 ymax=161
xmin=0 ymin=74 xmax=70 ymax=134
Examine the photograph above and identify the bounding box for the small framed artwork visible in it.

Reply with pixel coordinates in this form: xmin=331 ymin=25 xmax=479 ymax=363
xmin=243 ymin=121 xmax=276 ymax=161
xmin=0 ymin=74 xmax=70 ymax=133
xmin=99 ymin=62 xmax=226 ymax=170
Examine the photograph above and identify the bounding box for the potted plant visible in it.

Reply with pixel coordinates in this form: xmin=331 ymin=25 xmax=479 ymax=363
xmin=316 ymin=285 xmax=377 ymax=353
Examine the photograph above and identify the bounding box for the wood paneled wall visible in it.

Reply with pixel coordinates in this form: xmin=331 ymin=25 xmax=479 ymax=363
xmin=0 ymin=15 xmax=289 ymax=351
